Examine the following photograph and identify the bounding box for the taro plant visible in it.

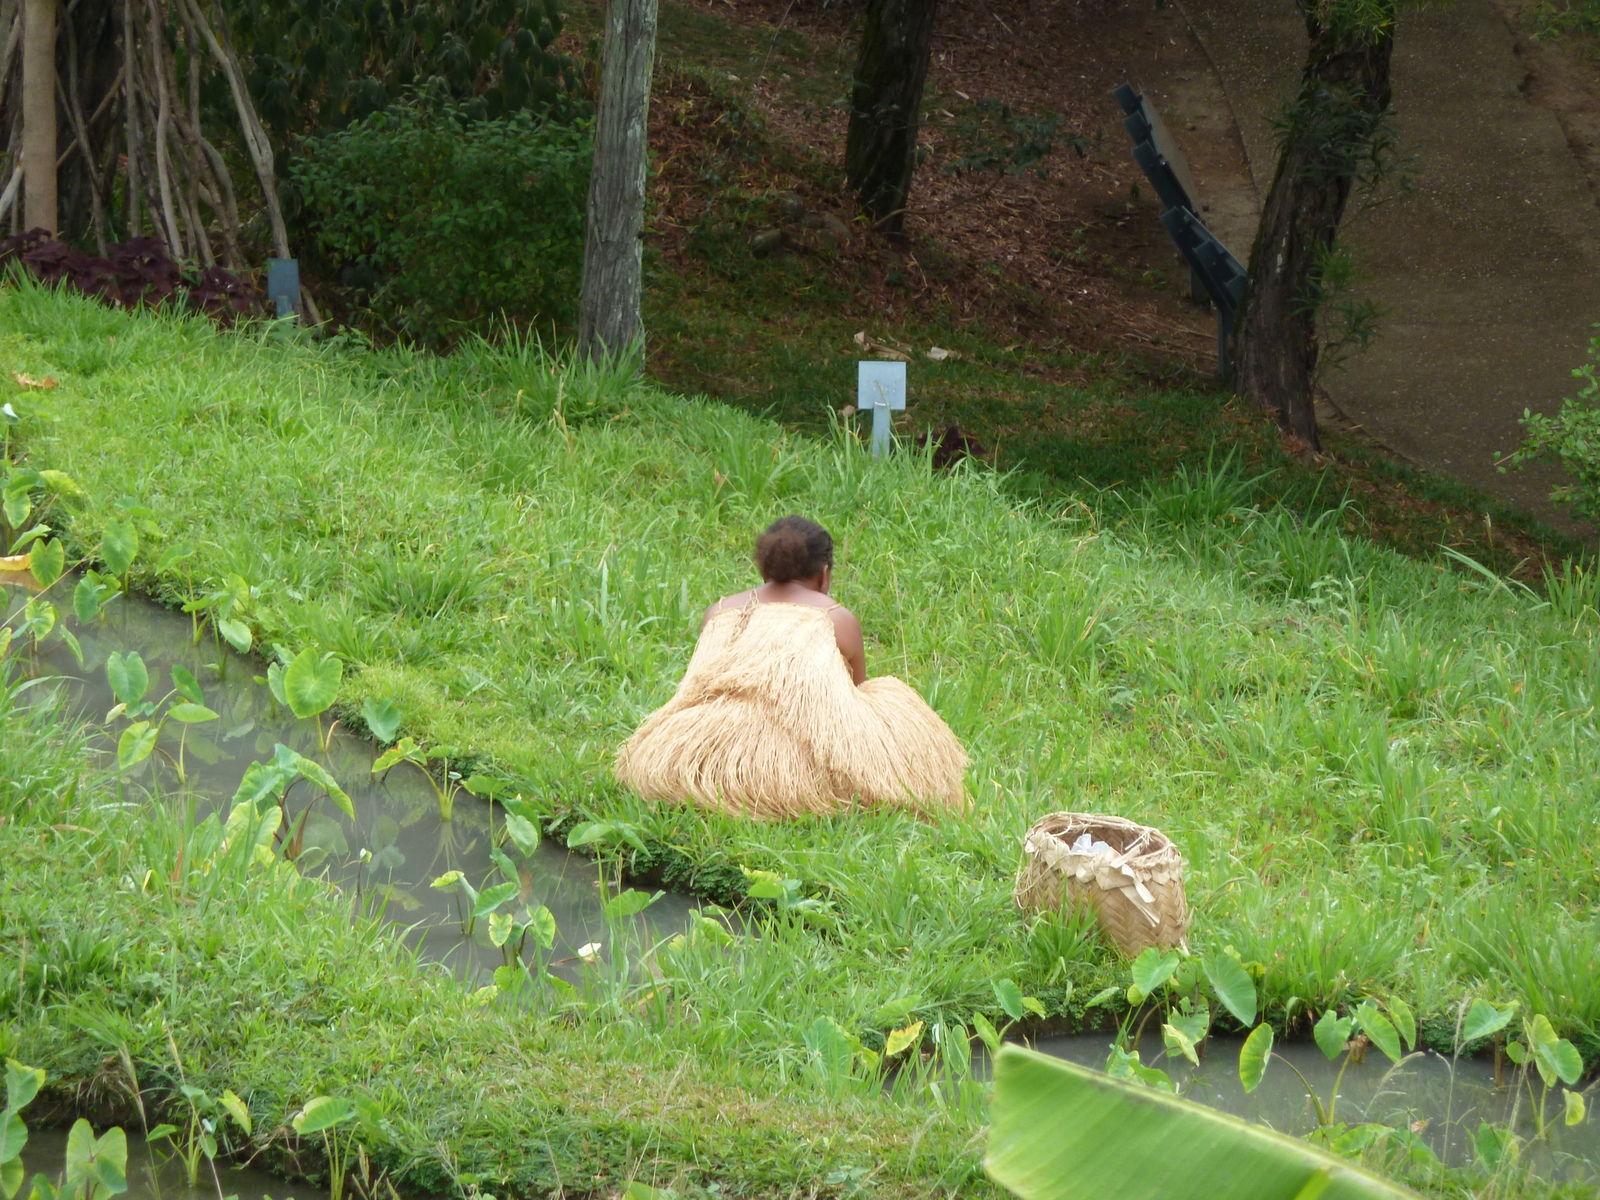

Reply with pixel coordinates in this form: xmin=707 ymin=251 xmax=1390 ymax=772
xmin=1240 ymin=995 xmax=1419 ymax=1137
xmin=567 ymin=817 xmax=648 ymax=860
xmin=289 ymin=1096 xmax=357 ymax=1200
xmin=1085 ymin=945 xmax=1263 ymax=1090
xmin=0 ymin=467 xmax=89 ymax=671
xmin=233 ymin=742 xmax=356 ymax=860
xmin=104 ymin=654 xmax=220 ymax=785
xmin=489 ymin=898 xmax=559 ymax=972
xmin=1 ymin=466 xmax=84 ymax=561
xmin=2 ymin=1061 xmax=130 ymax=1200
xmin=486 ymin=902 xmax=566 ymax=1001
xmin=737 ymin=865 xmax=835 ymax=929
xmin=458 ymin=774 xmax=542 ymax=855
xmin=971 ymin=977 xmax=1051 ymax=1065
xmin=96 ymin=500 xmax=162 ymax=596
xmin=188 ymin=573 xmax=256 ymax=658
xmin=373 ymin=736 xmax=459 ymax=820
xmin=2 ymin=1059 xmax=46 ymax=1199
xmin=431 ymin=856 xmax=572 ymax=1003
xmin=29 ymin=1122 xmax=129 ymax=1200
xmin=798 ymin=973 xmax=1048 ymax=1108
xmin=803 ymin=1015 xmax=886 ymax=1099
xmin=0 ymin=593 xmax=82 ymax=672
xmin=493 ymin=793 xmax=544 ymax=859
xmin=359 ymin=696 xmax=403 ymax=744
xmin=70 ymin=572 xmax=119 ymax=625
xmin=430 ymin=868 xmax=520 ymax=938
xmin=265 ymin=646 xmax=343 ymax=752
xmin=1502 ymin=1011 xmax=1588 ymax=1139
xmin=1090 ymin=942 xmax=1429 ymax=1148
xmin=561 ymin=817 xmax=661 ymax=941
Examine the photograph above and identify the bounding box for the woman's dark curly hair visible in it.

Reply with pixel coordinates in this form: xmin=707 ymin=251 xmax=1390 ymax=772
xmin=754 ymin=516 xmax=834 ymax=583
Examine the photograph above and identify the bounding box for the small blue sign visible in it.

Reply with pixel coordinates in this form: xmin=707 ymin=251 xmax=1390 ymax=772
xmin=857 ymin=360 xmax=906 ymax=459
xmin=266 ymin=258 xmax=299 ymax=320
xmin=857 ymin=360 xmax=906 ymax=411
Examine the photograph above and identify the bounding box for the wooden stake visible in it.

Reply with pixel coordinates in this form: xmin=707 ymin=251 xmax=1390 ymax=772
xmin=21 ymin=0 xmax=55 ymax=233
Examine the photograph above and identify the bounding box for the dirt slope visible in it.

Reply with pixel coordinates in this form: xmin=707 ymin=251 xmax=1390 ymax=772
xmin=1177 ymin=0 xmax=1600 ymax=531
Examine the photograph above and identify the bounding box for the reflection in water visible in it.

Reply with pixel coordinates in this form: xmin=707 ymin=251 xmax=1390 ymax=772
xmin=19 ymin=1127 xmax=295 ymax=1200
xmin=2 ymin=579 xmax=699 ymax=983
xmin=1032 ymin=1033 xmax=1598 ymax=1178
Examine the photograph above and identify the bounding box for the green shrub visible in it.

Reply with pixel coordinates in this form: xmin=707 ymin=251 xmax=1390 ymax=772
xmin=1503 ymin=331 xmax=1600 ymax=522
xmin=290 ymin=96 xmax=591 ymax=345
xmin=231 ymin=0 xmax=583 ymax=136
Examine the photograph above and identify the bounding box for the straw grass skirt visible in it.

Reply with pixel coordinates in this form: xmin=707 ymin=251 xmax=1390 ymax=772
xmin=1013 ymin=812 xmax=1189 ymax=956
xmin=614 ymin=601 xmax=967 ymax=818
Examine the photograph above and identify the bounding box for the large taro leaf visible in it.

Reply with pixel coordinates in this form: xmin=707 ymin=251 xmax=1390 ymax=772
xmin=283 ymin=648 xmax=341 ymax=719
xmin=100 ymin=519 xmax=138 ymax=577
xmin=985 ymin=1046 xmax=1419 ymax=1200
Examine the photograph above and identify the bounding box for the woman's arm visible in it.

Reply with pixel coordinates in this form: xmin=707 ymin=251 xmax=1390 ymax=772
xmin=830 ymin=609 xmax=867 ymax=686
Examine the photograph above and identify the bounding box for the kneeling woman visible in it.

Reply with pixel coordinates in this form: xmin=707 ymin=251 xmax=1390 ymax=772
xmin=614 ymin=516 xmax=967 ymax=818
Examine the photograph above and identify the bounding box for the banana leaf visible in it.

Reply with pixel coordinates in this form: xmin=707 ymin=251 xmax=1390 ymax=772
xmin=986 ymin=1046 xmax=1419 ymax=1200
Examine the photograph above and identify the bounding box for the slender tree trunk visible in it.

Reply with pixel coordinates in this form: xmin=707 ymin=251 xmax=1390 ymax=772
xmin=577 ymin=0 xmax=657 ymax=363
xmin=21 ymin=0 xmax=55 ymax=233
xmin=1231 ymin=2 xmax=1394 ymax=449
xmin=121 ymin=0 xmax=139 ymax=235
xmin=844 ymin=0 xmax=938 ymax=235
xmin=180 ymin=0 xmax=289 ymax=257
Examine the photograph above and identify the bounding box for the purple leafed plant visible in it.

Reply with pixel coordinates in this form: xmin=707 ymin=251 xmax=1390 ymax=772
xmin=0 ymin=229 xmax=260 ymax=325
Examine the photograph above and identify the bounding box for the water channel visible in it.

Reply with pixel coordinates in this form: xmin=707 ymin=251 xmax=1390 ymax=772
xmin=19 ymin=1128 xmax=295 ymax=1200
xmin=6 ymin=579 xmax=1596 ymax=1194
xmin=1 ymin=576 xmax=702 ymax=981
xmin=1035 ymin=1033 xmax=1598 ymax=1178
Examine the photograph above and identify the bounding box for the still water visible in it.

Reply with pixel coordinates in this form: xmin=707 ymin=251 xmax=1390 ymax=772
xmin=2 ymin=577 xmax=700 ymax=981
xmin=19 ymin=1128 xmax=296 ymax=1200
xmin=1034 ymin=1033 xmax=1599 ymax=1176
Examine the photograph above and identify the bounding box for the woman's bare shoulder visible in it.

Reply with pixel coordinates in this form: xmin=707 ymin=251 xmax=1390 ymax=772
xmin=703 ymin=589 xmax=757 ymax=624
xmin=826 ymin=603 xmax=862 ymax=633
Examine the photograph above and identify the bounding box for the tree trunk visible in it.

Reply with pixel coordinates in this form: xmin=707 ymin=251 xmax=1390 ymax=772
xmin=21 ymin=0 xmax=55 ymax=233
xmin=577 ymin=0 xmax=657 ymax=364
xmin=844 ymin=0 xmax=937 ymax=235
xmin=1230 ymin=3 xmax=1394 ymax=449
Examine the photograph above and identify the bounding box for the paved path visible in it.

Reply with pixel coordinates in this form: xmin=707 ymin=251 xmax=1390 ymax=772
xmin=1174 ymin=0 xmax=1600 ymax=532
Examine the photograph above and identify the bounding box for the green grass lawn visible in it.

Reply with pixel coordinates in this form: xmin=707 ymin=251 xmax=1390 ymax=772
xmin=0 ymin=686 xmax=984 ymax=1200
xmin=3 ymin=284 xmax=1599 ymax=1197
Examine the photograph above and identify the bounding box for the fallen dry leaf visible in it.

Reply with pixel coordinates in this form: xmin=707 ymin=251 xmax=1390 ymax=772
xmin=12 ymin=373 xmax=57 ymax=389
xmin=927 ymin=346 xmax=958 ymax=361
xmin=850 ymin=331 xmax=911 ymax=362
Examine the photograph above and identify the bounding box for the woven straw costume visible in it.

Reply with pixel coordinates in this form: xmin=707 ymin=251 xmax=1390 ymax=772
xmin=615 ymin=600 xmax=967 ymax=818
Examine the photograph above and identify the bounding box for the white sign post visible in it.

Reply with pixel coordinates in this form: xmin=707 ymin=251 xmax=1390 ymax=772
xmin=857 ymin=361 xmax=906 ymax=459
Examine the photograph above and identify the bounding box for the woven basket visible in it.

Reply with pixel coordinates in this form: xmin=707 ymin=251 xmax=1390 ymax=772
xmin=1013 ymin=812 xmax=1189 ymax=956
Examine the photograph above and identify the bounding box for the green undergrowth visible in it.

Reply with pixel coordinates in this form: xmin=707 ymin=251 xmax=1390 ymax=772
xmin=3 ymin=284 xmax=1600 ymax=1193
